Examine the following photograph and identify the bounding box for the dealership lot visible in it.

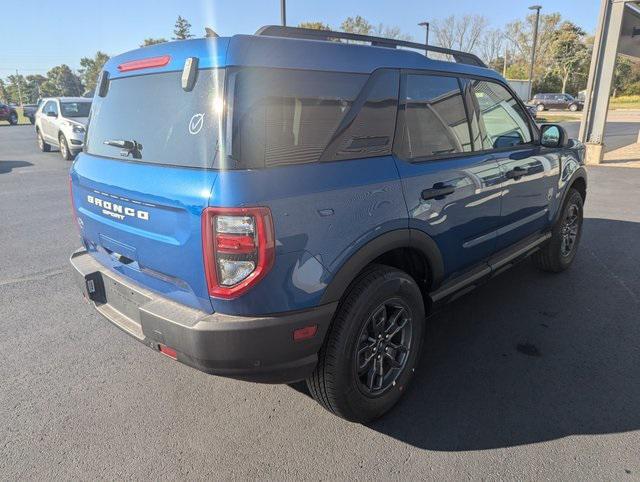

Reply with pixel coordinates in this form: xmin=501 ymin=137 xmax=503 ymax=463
xmin=1 ymin=124 xmax=639 ymax=479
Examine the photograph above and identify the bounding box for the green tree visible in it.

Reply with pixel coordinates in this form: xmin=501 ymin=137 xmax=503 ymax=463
xmin=24 ymin=75 xmax=47 ymax=103
xmin=0 ymin=79 xmax=9 ymax=103
xmin=140 ymin=37 xmax=168 ymax=47
xmin=79 ymin=51 xmax=110 ymax=95
xmin=44 ymin=65 xmax=84 ymax=97
xmin=550 ymin=22 xmax=589 ymax=93
xmin=505 ymin=12 xmax=562 ymax=78
xmin=5 ymin=74 xmax=27 ymax=105
xmin=298 ymin=21 xmax=331 ymax=30
xmin=173 ymin=15 xmax=194 ymax=40
xmin=340 ymin=16 xmax=373 ymax=35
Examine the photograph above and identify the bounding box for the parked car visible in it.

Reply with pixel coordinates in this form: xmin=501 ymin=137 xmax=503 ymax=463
xmin=0 ymin=102 xmax=19 ymax=125
xmin=69 ymin=26 xmax=587 ymax=422
xmin=35 ymin=97 xmax=91 ymax=160
xmin=531 ymin=93 xmax=584 ymax=112
xmin=22 ymin=99 xmax=43 ymax=124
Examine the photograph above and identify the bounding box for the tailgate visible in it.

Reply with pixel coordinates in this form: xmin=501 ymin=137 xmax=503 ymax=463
xmin=71 ymin=154 xmax=217 ymax=312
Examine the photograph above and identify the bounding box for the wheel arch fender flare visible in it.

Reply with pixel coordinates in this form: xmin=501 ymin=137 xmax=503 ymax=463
xmin=319 ymin=229 xmax=444 ymax=305
xmin=554 ymin=166 xmax=587 ymax=224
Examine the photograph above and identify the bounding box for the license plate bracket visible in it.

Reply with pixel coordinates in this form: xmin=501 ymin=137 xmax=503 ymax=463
xmin=85 ymin=272 xmax=106 ymax=304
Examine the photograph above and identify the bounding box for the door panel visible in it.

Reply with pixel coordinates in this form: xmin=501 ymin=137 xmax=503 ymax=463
xmin=396 ymin=156 xmax=502 ymax=277
xmin=493 ymin=148 xmax=559 ymax=249
xmin=394 ymin=73 xmax=502 ymax=279
xmin=466 ymin=78 xmax=557 ymax=250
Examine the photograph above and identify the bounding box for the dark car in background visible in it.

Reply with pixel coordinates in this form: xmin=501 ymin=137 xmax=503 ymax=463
xmin=22 ymin=99 xmax=43 ymax=124
xmin=532 ymin=93 xmax=583 ymax=112
xmin=0 ymin=102 xmax=19 ymax=125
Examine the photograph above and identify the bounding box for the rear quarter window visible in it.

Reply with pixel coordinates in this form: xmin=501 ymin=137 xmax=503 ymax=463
xmin=227 ymin=68 xmax=368 ymax=168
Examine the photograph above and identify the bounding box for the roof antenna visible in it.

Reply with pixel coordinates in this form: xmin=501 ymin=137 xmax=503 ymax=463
xmin=205 ymin=27 xmax=219 ymax=38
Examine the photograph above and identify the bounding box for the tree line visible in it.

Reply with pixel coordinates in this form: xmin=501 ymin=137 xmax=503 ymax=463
xmin=2 ymin=12 xmax=640 ymax=105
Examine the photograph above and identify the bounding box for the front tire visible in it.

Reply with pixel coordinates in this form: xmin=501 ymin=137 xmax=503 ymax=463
xmin=59 ymin=134 xmax=74 ymax=160
xmin=8 ymin=112 xmax=18 ymax=125
xmin=533 ymin=188 xmax=584 ymax=272
xmin=569 ymin=103 xmax=578 ymax=112
xmin=307 ymin=265 xmax=425 ymax=422
xmin=37 ymin=129 xmax=51 ymax=152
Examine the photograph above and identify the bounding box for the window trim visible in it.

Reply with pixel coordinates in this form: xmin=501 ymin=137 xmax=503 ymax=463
xmin=393 ymin=69 xmax=540 ymax=164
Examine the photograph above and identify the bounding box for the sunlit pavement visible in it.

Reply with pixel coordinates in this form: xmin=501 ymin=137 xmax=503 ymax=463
xmin=1 ymin=125 xmax=638 ymax=479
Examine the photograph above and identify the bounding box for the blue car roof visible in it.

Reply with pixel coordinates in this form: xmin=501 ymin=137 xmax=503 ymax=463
xmin=104 ymin=34 xmax=504 ymax=82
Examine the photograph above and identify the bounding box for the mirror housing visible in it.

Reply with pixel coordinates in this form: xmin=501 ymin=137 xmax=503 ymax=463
xmin=46 ymin=111 xmax=58 ymax=118
xmin=540 ymin=124 xmax=569 ymax=148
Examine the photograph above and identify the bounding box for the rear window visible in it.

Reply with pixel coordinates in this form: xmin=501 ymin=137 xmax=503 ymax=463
xmin=86 ymin=70 xmax=224 ymax=168
xmin=61 ymin=101 xmax=91 ymax=118
xmin=227 ymin=68 xmax=367 ymax=168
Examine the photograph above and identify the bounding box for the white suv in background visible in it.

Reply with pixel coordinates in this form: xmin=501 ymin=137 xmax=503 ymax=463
xmin=35 ymin=97 xmax=92 ymax=160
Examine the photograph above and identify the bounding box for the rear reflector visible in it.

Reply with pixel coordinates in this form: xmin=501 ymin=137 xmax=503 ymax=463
xmin=293 ymin=325 xmax=318 ymax=342
xmin=159 ymin=344 xmax=177 ymax=360
xmin=118 ymin=55 xmax=171 ymax=72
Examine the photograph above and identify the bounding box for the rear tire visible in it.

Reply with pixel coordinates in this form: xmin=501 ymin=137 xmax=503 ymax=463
xmin=37 ymin=129 xmax=51 ymax=152
xmin=8 ymin=112 xmax=18 ymax=125
xmin=59 ymin=133 xmax=74 ymax=160
xmin=536 ymin=103 xmax=545 ymax=112
xmin=306 ymin=265 xmax=425 ymax=422
xmin=533 ymin=188 xmax=583 ymax=272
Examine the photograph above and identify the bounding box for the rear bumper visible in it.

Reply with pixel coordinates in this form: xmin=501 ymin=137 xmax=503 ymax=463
xmin=70 ymin=249 xmax=336 ymax=383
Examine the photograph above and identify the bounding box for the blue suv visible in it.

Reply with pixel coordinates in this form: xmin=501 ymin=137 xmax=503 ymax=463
xmin=69 ymin=26 xmax=587 ymax=422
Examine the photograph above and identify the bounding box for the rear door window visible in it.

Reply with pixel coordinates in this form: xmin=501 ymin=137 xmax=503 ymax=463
xmin=396 ymin=74 xmax=472 ymax=160
xmin=227 ymin=68 xmax=367 ymax=168
xmin=86 ymin=69 xmax=224 ymax=168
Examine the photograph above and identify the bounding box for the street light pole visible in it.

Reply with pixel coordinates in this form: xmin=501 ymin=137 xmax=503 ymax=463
xmin=418 ymin=21 xmax=430 ymax=57
xmin=280 ymin=0 xmax=286 ymax=26
xmin=528 ymin=5 xmax=542 ymax=101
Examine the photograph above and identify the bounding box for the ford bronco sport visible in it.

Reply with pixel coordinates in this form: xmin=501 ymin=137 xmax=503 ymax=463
xmin=69 ymin=26 xmax=587 ymax=422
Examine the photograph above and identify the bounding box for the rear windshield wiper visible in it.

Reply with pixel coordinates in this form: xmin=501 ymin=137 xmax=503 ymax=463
xmin=103 ymin=139 xmax=143 ymax=159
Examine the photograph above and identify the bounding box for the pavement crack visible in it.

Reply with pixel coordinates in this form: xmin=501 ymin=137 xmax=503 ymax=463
xmin=0 ymin=267 xmax=68 ymax=287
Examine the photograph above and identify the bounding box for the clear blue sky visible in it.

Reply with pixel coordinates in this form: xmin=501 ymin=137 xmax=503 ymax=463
xmin=1 ymin=0 xmax=599 ymax=75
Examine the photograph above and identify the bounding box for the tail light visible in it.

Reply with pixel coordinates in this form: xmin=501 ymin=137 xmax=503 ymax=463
xmin=202 ymin=207 xmax=275 ymax=299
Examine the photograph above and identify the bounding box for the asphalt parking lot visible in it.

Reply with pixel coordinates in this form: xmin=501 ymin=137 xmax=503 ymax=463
xmin=1 ymin=124 xmax=639 ymax=479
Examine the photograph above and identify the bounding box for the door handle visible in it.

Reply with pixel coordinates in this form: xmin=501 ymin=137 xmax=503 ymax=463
xmin=505 ymin=166 xmax=529 ymax=180
xmin=421 ymin=184 xmax=456 ymax=200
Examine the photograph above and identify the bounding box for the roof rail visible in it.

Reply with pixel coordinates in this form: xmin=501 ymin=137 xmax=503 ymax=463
xmin=254 ymin=25 xmax=486 ymax=68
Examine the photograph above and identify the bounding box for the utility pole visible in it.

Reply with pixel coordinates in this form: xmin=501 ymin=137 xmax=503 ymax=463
xmin=528 ymin=5 xmax=542 ymax=101
xmin=503 ymin=48 xmax=508 ymax=78
xmin=418 ymin=21 xmax=430 ymax=57
xmin=15 ymin=69 xmax=23 ymax=106
xmin=280 ymin=0 xmax=286 ymax=26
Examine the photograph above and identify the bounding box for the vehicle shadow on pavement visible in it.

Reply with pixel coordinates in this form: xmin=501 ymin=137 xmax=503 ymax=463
xmin=0 ymin=160 xmax=33 ymax=174
xmin=293 ymin=218 xmax=640 ymax=450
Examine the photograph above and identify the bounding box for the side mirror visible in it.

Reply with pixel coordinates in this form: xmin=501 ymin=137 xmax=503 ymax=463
xmin=540 ymin=124 xmax=568 ymax=148
xmin=46 ymin=111 xmax=58 ymax=118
